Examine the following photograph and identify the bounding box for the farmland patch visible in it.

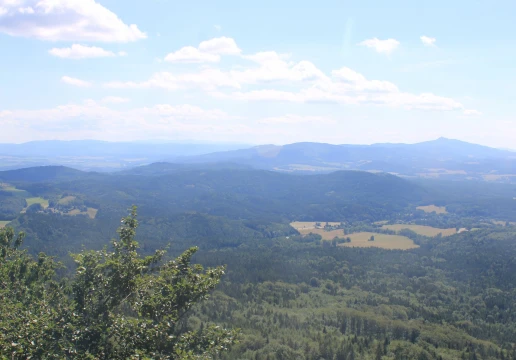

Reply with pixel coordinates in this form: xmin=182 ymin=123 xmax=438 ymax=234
xmin=416 ymin=205 xmax=447 ymax=214
xmin=339 ymin=232 xmax=418 ymax=250
xmin=383 ymin=224 xmax=456 ymax=237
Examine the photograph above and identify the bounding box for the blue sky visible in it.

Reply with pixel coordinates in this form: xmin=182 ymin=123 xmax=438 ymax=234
xmin=0 ymin=0 xmax=514 ymax=147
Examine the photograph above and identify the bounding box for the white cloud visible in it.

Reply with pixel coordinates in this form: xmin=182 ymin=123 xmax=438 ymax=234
xmin=236 ymin=52 xmax=327 ymax=84
xmin=164 ymin=36 xmax=240 ymax=63
xmin=107 ymin=36 xmax=468 ymax=113
xmin=165 ymin=46 xmax=220 ymax=63
xmin=219 ymin=84 xmax=464 ymax=112
xmin=243 ymin=51 xmax=290 ymax=64
xmin=198 ymin=36 xmax=241 ymax=55
xmin=18 ymin=6 xmax=33 ymax=13
xmin=101 ymin=96 xmax=129 ymax=104
xmin=61 ymin=76 xmax=92 ymax=87
xmin=463 ymin=109 xmax=482 ymax=116
xmin=359 ymin=38 xmax=400 ymax=54
xmin=150 ymin=51 xmax=327 ymax=88
xmin=420 ymin=36 xmax=436 ymax=47
xmin=331 ymin=67 xmax=399 ymax=92
xmin=0 ymin=101 xmax=245 ymax=142
xmin=214 ymin=24 xmax=221 ymax=31
xmin=118 ymin=51 xmax=128 ymax=56
xmin=213 ymin=64 xmax=464 ymax=111
xmin=105 ymin=68 xmax=241 ymax=91
xmin=49 ymin=44 xmax=117 ymax=59
xmin=0 ymin=0 xmax=146 ymax=42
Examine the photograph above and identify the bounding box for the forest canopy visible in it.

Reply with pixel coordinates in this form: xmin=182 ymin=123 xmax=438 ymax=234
xmin=0 ymin=207 xmax=237 ymax=359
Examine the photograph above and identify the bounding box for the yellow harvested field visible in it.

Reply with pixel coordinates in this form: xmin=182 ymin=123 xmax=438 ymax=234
xmin=0 ymin=221 xmax=10 ymax=228
xmin=26 ymin=197 xmax=49 ymax=209
xmin=417 ymin=205 xmax=447 ymax=214
xmin=65 ymin=207 xmax=98 ymax=219
xmin=58 ymin=196 xmax=76 ymax=205
xmin=290 ymin=221 xmax=341 ymax=230
xmin=297 ymin=228 xmax=346 ymax=240
xmin=383 ymin=224 xmax=456 ymax=237
xmin=339 ymin=232 xmax=419 ymax=250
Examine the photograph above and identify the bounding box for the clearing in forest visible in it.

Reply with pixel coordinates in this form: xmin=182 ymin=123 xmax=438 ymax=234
xmin=373 ymin=220 xmax=389 ymax=225
xmin=339 ymin=232 xmax=418 ymax=250
xmin=290 ymin=221 xmax=341 ymax=230
xmin=0 ymin=183 xmax=23 ymax=192
xmin=416 ymin=205 xmax=447 ymax=214
xmin=26 ymin=197 xmax=49 ymax=209
xmin=58 ymin=195 xmax=76 ymax=205
xmin=65 ymin=207 xmax=98 ymax=219
xmin=0 ymin=221 xmax=10 ymax=228
xmin=297 ymin=227 xmax=346 ymax=240
xmin=87 ymin=208 xmax=98 ymax=219
xmin=382 ymin=224 xmax=456 ymax=237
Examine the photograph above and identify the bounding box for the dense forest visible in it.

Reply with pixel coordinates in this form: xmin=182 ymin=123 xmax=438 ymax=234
xmin=194 ymin=228 xmax=516 ymax=359
xmin=2 ymin=165 xmax=516 ymax=359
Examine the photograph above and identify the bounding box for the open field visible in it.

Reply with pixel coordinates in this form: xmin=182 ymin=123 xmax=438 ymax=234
xmin=87 ymin=208 xmax=98 ymax=219
xmin=65 ymin=207 xmax=98 ymax=219
xmin=0 ymin=221 xmax=10 ymax=228
xmin=373 ymin=220 xmax=389 ymax=225
xmin=58 ymin=195 xmax=76 ymax=205
xmin=297 ymin=228 xmax=345 ymax=240
xmin=383 ymin=224 xmax=456 ymax=237
xmin=26 ymin=197 xmax=49 ymax=209
xmin=416 ymin=205 xmax=447 ymax=214
xmin=297 ymin=228 xmax=418 ymax=250
xmin=491 ymin=220 xmax=516 ymax=226
xmin=290 ymin=221 xmax=342 ymax=230
xmin=339 ymin=232 xmax=418 ymax=250
xmin=0 ymin=183 xmax=24 ymax=192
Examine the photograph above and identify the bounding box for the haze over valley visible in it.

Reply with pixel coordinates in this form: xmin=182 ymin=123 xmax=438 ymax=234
xmin=2 ymin=137 xmax=516 ymax=183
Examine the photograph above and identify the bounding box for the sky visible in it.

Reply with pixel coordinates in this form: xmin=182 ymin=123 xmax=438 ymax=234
xmin=0 ymin=0 xmax=515 ymax=147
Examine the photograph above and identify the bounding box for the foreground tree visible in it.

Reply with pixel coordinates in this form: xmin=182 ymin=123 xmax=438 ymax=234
xmin=0 ymin=207 xmax=237 ymax=359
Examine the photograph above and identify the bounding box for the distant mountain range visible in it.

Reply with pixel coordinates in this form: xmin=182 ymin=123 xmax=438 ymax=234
xmin=1 ymin=138 xmax=515 ymax=182
xmin=167 ymin=138 xmax=516 ymax=181
xmin=0 ymin=140 xmax=252 ymax=171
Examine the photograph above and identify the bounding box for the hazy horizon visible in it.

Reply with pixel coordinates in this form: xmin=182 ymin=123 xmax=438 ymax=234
xmin=0 ymin=137 xmax=515 ymax=151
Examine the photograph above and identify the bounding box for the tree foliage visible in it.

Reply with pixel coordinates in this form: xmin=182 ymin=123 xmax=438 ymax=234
xmin=0 ymin=207 xmax=236 ymax=359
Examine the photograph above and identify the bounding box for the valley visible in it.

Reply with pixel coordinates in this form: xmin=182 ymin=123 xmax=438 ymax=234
xmin=2 ymin=163 xmax=516 ymax=359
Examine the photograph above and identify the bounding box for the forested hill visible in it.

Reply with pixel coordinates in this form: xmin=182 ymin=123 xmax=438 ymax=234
xmin=7 ymin=166 xmax=430 ymax=222
xmin=1 ymin=165 xmax=516 ymax=224
xmin=0 ymin=165 xmax=88 ymax=183
xmin=0 ymin=165 xmax=431 ymax=256
xmin=1 ymin=164 xmax=516 ymax=258
xmin=3 ymin=164 xmax=516 ymax=358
